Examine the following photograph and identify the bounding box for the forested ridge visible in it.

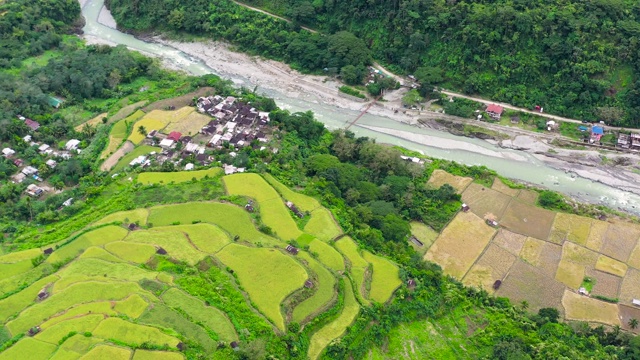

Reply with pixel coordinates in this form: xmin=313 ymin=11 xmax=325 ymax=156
xmin=107 ymin=0 xmax=640 ymax=126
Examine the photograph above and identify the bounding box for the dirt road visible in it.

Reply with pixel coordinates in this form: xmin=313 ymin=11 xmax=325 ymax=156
xmin=233 ymin=1 xmax=318 ymax=33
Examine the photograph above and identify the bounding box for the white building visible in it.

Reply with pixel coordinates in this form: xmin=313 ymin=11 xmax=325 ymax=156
xmin=129 ymin=155 xmax=147 ymax=167
xmin=65 ymin=139 xmax=81 ymax=151
xmin=209 ymin=134 xmax=222 ymax=146
xmin=22 ymin=135 xmax=31 ymax=143
xmin=22 ymin=166 xmax=38 ymax=176
xmin=159 ymin=138 xmax=175 ymax=148
xmin=185 ymin=163 xmax=194 ymax=170
xmin=45 ymin=159 xmax=57 ymax=168
xmin=2 ymin=148 xmax=15 ymax=157
xmin=38 ymin=144 xmax=50 ymax=153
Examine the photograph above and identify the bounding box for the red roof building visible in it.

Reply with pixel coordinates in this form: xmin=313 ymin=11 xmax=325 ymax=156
xmin=167 ymin=131 xmax=182 ymax=142
xmin=24 ymin=119 xmax=40 ymax=131
xmin=485 ymin=104 xmax=504 ymax=120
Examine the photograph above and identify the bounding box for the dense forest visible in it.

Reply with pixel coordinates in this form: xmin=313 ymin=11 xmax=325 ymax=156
xmin=107 ymin=0 xmax=640 ymax=126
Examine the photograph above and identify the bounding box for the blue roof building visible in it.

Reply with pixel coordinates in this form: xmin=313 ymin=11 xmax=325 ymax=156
xmin=592 ymin=126 xmax=604 ymax=135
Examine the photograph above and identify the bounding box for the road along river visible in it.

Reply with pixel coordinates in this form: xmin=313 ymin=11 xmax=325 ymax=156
xmin=80 ymin=0 xmax=640 ymax=215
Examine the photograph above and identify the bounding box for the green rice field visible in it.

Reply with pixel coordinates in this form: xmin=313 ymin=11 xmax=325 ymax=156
xmin=105 ymin=242 xmax=156 ymax=263
xmin=308 ymin=239 xmax=345 ymax=272
xmin=0 ymin=337 xmax=57 ymax=360
xmin=46 ymin=226 xmax=129 ymax=264
xmin=137 ymin=168 xmax=222 ymax=185
xmin=168 ymin=224 xmax=230 ymax=254
xmin=35 ymin=314 xmax=103 ymax=343
xmin=223 ymin=173 xmax=280 ymax=202
xmin=133 ymin=350 xmax=185 ymax=360
xmin=124 ymin=229 xmax=206 ymax=265
xmin=113 ymin=294 xmax=149 ymax=319
xmin=292 ymin=253 xmax=337 ymax=323
xmin=304 ymin=208 xmax=343 ymax=241
xmin=362 ymin=251 xmax=401 ymax=303
xmin=50 ymin=335 xmax=102 ymax=360
xmin=41 ymin=302 xmax=116 ymax=328
xmin=79 ymin=246 xmax=126 ymax=263
xmin=79 ymin=344 xmax=132 ymax=359
xmin=93 ymin=317 xmax=180 ymax=347
xmin=260 ymin=198 xmax=303 ymax=241
xmin=215 ymin=244 xmax=308 ymax=331
xmin=93 ymin=209 xmax=149 ymax=226
xmin=263 ymin=173 xmax=321 ymax=212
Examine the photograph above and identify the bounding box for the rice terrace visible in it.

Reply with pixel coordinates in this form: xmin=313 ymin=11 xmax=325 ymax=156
xmin=0 ymin=172 xmax=402 ymax=359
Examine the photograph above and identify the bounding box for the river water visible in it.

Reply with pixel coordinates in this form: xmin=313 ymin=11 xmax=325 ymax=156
xmin=81 ymin=0 xmax=640 ymax=214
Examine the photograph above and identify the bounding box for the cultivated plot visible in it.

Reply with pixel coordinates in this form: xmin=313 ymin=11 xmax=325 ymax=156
xmin=496 ymin=259 xmax=565 ymax=313
xmin=93 ymin=317 xmax=181 ymax=348
xmin=500 ymin=200 xmax=556 ymax=240
xmin=112 ymin=145 xmax=162 ymax=172
xmin=425 ymin=211 xmax=496 ymax=279
xmin=463 ymin=244 xmax=516 ymax=292
xmin=35 ymin=314 xmax=103 ymax=344
xmin=263 ymin=173 xmax=321 ymax=212
xmin=53 ymin=258 xmax=158 ymax=291
xmin=516 ymin=189 xmax=538 ymax=205
xmin=124 ymin=228 xmax=206 ymax=265
xmin=562 ymin=290 xmax=620 ymax=325
xmin=101 ymin=109 xmax=144 ymax=159
xmin=491 ymin=177 xmax=520 ymax=197
xmin=0 ymin=337 xmax=57 ymax=360
xmin=586 ymin=219 xmax=608 ymax=251
xmin=79 ymin=247 xmax=126 ymax=263
xmin=362 ymin=251 xmax=401 ymax=303
xmin=170 ymin=223 xmax=230 ymax=254
xmin=93 ymin=208 xmax=149 ymax=226
xmin=595 ymin=255 xmax=628 ymax=277
xmin=585 ymin=268 xmax=621 ymax=299
xmin=551 ymin=213 xmax=592 ymax=245
xmin=164 ymin=110 xmax=211 ymax=135
xmin=427 ymin=169 xmax=473 ymax=193
xmin=619 ymin=268 xmax=640 ymax=306
xmin=79 ymin=344 xmax=132 ymax=359
xmin=308 ymin=239 xmax=345 ymax=272
xmin=492 ymin=229 xmax=527 ymax=256
xmin=292 ymin=252 xmax=337 ymax=324
xmin=260 ymin=198 xmax=303 ymax=241
xmin=105 ymin=242 xmax=156 ymax=264
xmin=223 ymin=173 xmax=280 ymax=202
xmin=47 ymin=225 xmax=129 ymax=264
xmin=113 ymin=294 xmax=149 ymax=319
xmin=304 ymin=208 xmax=342 ymax=242
xmin=137 ymin=168 xmax=221 ymax=185
xmin=461 ymin=183 xmax=512 ymax=220
xmin=600 ymin=222 xmax=640 ymax=262
xmin=133 ymin=350 xmax=185 ymax=360
xmin=409 ymin=221 xmax=438 ymax=254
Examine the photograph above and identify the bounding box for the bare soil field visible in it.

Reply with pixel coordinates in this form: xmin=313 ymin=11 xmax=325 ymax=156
xmin=101 ymin=141 xmax=134 ymax=171
xmin=562 ymin=290 xmax=620 ymax=325
xmin=461 ymin=183 xmax=513 ymax=221
xmin=492 ymin=229 xmax=527 ymax=256
xmin=500 ymin=200 xmax=556 ymax=240
xmin=595 ymin=255 xmax=628 ymax=277
xmin=552 ymin=213 xmax=592 ymax=246
xmin=619 ymin=305 xmax=640 ymax=333
xmin=463 ymin=244 xmax=516 ymax=293
xmin=585 ymin=268 xmax=621 ymax=299
xmin=586 ymin=220 xmax=608 ymax=251
xmin=426 ymin=170 xmax=473 ymax=193
xmin=496 ymin=259 xmax=565 ymax=313
xmin=490 ymin=178 xmax=520 ymax=197
xmin=424 ymin=211 xmax=496 ymax=279
xmin=601 ymin=222 xmax=640 ymax=262
xmin=516 ymin=190 xmax=538 ymax=205
xmin=619 ymin=268 xmax=640 ymax=306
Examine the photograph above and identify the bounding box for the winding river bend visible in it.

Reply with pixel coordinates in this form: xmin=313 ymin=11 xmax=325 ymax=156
xmin=81 ymin=0 xmax=640 ymax=215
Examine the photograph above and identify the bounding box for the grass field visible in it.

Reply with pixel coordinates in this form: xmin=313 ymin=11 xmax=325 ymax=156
xmin=308 ymin=278 xmax=360 ymax=360
xmin=308 ymin=239 xmax=345 ymax=272
xmin=500 ymin=200 xmax=556 ymax=240
xmin=427 ymin=169 xmax=472 ymax=193
xmin=124 ymin=229 xmax=206 ymax=265
xmin=425 ymin=211 xmax=496 ymax=279
xmin=74 ymin=112 xmax=107 ymax=131
xmin=0 ymin=275 xmax=58 ymax=322
xmin=263 ymin=173 xmax=320 ymax=212
xmin=162 ymin=288 xmax=237 ymax=342
xmin=304 ymin=208 xmax=342 ymax=241
xmin=47 ymin=225 xmax=129 ymax=264
xmin=93 ymin=209 xmax=149 ymax=226
xmin=562 ymin=290 xmax=620 ymax=325
xmin=215 ymin=244 xmax=308 ymax=331
xmin=409 ymin=222 xmax=438 ymax=255
xmin=79 ymin=247 xmax=126 ymax=263
xmin=164 ymin=110 xmax=211 ymax=135
xmin=35 ymin=314 xmax=103 ymax=344
xmin=461 ymin=183 xmax=512 ymax=220
xmin=149 ymin=202 xmax=281 ymax=246
xmin=114 ymin=294 xmax=149 ymax=319
xmin=105 ymin=242 xmax=156 ymax=264
xmin=133 ymin=350 xmax=185 ymax=360
xmin=79 ymin=344 xmax=132 ymax=359
xmin=170 ymin=224 xmax=230 ymax=254
xmin=93 ymin=317 xmax=181 ymax=347
xmin=490 ymin=177 xmax=520 ymax=196
xmin=112 ymin=145 xmax=162 ymax=172
xmin=0 ymin=337 xmax=57 ymax=360
xmin=138 ymin=168 xmax=222 ymax=185
xmin=292 ymin=253 xmax=336 ymax=323
xmin=596 ymin=255 xmax=628 ymax=277
xmin=362 ymin=251 xmax=401 ymax=303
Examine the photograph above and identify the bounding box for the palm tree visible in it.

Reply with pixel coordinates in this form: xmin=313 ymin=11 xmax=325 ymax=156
xmin=629 ymin=318 xmax=638 ymax=330
xmin=138 ymin=125 xmax=147 ymax=136
xmin=520 ymin=300 xmax=529 ymax=312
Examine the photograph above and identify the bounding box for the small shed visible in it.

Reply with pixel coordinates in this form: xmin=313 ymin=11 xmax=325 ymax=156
xmin=407 ymin=279 xmax=416 ymax=289
xmin=43 ymin=248 xmax=53 ymax=255
xmin=128 ymin=223 xmax=138 ymax=231
xmin=486 ymin=219 xmax=499 ymax=227
xmin=304 ymin=280 xmax=314 ymax=288
xmin=285 ymin=245 xmax=299 ymax=255
xmin=461 ymin=203 xmax=470 ymax=212
xmin=578 ymin=287 xmax=588 ymax=296
xmin=244 ymin=203 xmax=254 ymax=212
xmin=510 ymin=116 xmax=520 ymax=124
xmin=177 ymin=342 xmax=185 ymax=351
xmin=230 ymin=341 xmax=239 ymax=351
xmin=156 ymin=247 xmax=167 ymax=255
xmin=37 ymin=291 xmax=49 ymax=301
xmin=28 ymin=326 xmax=41 ymax=336
xmin=492 ymin=280 xmax=502 ymax=290
xmin=633 ymin=299 xmax=640 ymax=307
xmin=409 ymin=236 xmax=424 ymax=247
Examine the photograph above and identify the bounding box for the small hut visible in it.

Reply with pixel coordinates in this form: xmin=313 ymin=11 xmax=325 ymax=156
xmin=486 ymin=219 xmax=499 ymax=227
xmin=156 ymin=247 xmax=167 ymax=255
xmin=407 ymin=279 xmax=417 ymax=290
xmin=245 ymin=203 xmax=254 ymax=212
xmin=128 ymin=223 xmax=138 ymax=231
xmin=37 ymin=290 xmax=49 ymax=301
xmin=285 ymin=245 xmax=299 ymax=255
xmin=492 ymin=280 xmax=502 ymax=290
xmin=304 ymin=280 xmax=314 ymax=288
xmin=177 ymin=342 xmax=185 ymax=351
xmin=230 ymin=341 xmax=240 ymax=351
xmin=28 ymin=326 xmax=41 ymax=336
xmin=43 ymin=248 xmax=53 ymax=255
xmin=409 ymin=236 xmax=424 ymax=247
xmin=461 ymin=203 xmax=470 ymax=212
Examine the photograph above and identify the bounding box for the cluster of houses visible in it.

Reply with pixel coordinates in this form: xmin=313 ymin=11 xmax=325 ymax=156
xmin=617 ymin=133 xmax=640 ymax=150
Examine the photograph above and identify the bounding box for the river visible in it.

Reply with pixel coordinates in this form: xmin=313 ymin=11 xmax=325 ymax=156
xmin=81 ymin=0 xmax=640 ymax=215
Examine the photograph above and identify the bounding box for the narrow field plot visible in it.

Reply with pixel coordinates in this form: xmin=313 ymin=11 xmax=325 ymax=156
xmin=586 ymin=220 xmax=608 ymax=251
xmin=516 ymin=190 xmax=538 ymax=204
xmin=492 ymin=229 xmax=527 ymax=256
xmin=79 ymin=247 xmax=125 ymax=263
xmin=105 ymin=242 xmax=156 ymax=264
xmin=308 ymin=239 xmax=345 ymax=272
xmin=149 ymin=202 xmax=281 ymax=246
xmin=491 ymin=177 xmax=520 ymax=196
xmin=74 ymin=112 xmax=107 ymax=131
xmin=101 ymin=109 xmax=145 ymax=159
xmin=0 ymin=259 xmax=34 ymax=279
xmin=409 ymin=222 xmax=438 ymax=254
xmin=586 ymin=269 xmax=621 ymax=299
xmin=308 ymin=279 xmax=360 ymax=360
xmin=162 ymin=288 xmax=237 ymax=342
xmin=500 ymin=200 xmax=556 ymax=240
xmin=53 ymin=258 xmax=158 ymax=291
xmin=292 ymin=253 xmax=336 ymax=324
xmin=114 ymin=294 xmax=149 ymax=319
xmin=562 ymin=290 xmax=620 ymax=325
xmin=596 ymin=255 xmax=628 ymax=277
xmin=124 ymin=229 xmax=206 ymax=265
xmin=157 ymin=272 xmax=173 ymax=284
xmin=223 ymin=173 xmax=280 ymax=202
xmin=264 ymin=173 xmax=320 ymax=212
xmin=79 ymin=344 xmax=132 ymax=360
xmin=138 ymin=303 xmax=216 ymax=352
xmin=561 ymin=242 xmax=598 ymax=267
xmin=260 ymin=198 xmax=303 ymax=241
xmin=137 ymin=168 xmax=222 ymax=185
xmin=112 ymin=145 xmax=162 ymax=172
xmin=0 ymin=337 xmax=57 ymax=360
xmin=461 ymin=183 xmax=512 ymax=220
xmin=35 ymin=314 xmax=103 ymax=344
xmin=41 ymin=302 xmax=116 ymax=328
xmin=170 ymin=223 xmax=230 ymax=254
xmin=496 ymin=260 xmax=565 ymax=313
xmin=304 ymin=208 xmax=342 ymax=242
xmin=0 ymin=248 xmax=42 ymax=263
xmin=164 ymin=110 xmax=211 ymax=135
xmin=425 ymin=211 xmax=496 ymax=279
xmin=216 ymin=244 xmax=308 ymax=330
xmin=555 ymin=260 xmax=585 ymax=289
xmin=335 ymin=237 xmax=368 ymax=268
xmin=601 ymin=222 xmax=640 ymax=262
xmin=111 ymin=101 xmax=147 ymax=122
xmin=133 ymin=350 xmax=185 ymax=360
xmin=537 ymin=242 xmax=563 ymax=278
xmin=619 ymin=268 xmax=640 ymax=306
xmin=47 ymin=226 xmax=129 ymax=264
xmin=350 ymin=266 xmax=369 ymax=305
xmin=93 ymin=317 xmax=180 ymax=347
xmin=49 ymin=334 xmax=102 ymax=360
xmin=552 ymin=213 xmax=592 ymax=245
xmin=427 ymin=169 xmax=473 ymax=193
xmin=0 ymin=275 xmax=58 ymax=322
xmin=464 ymin=244 xmax=516 ymax=292
xmin=7 ymin=281 xmax=142 ymax=335
xmin=94 ymin=209 xmax=149 ymax=226
xmin=362 ymin=251 xmax=401 ymax=303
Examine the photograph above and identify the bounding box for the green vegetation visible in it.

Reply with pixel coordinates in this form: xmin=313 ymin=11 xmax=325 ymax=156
xmin=292 ymin=253 xmax=336 ymax=324
xmin=47 ymin=225 xmax=129 ymax=264
xmin=263 ymin=173 xmax=320 ymax=212
xmin=362 ymin=251 xmax=401 ymax=303
xmin=137 ymin=168 xmax=222 ymax=185
xmin=35 ymin=314 xmax=103 ymax=344
xmin=93 ymin=317 xmax=180 ymax=347
xmin=0 ymin=337 xmax=57 ymax=360
xmin=308 ymin=239 xmax=344 ymax=272
xmin=105 ymin=242 xmax=156 ymax=264
xmin=338 ymin=86 xmax=366 ymax=99
xmin=304 ymin=209 xmax=342 ymax=242
xmin=93 ymin=209 xmax=149 ymax=226
xmin=124 ymin=229 xmax=206 ymax=265
xmin=581 ymin=277 xmax=596 ymax=293
xmin=113 ymin=294 xmax=149 ymax=319
xmin=170 ymin=224 xmax=230 ymax=254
